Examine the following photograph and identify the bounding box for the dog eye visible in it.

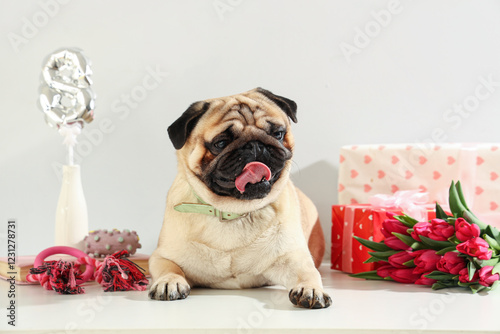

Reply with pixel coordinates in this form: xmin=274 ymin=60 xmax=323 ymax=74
xmin=272 ymin=131 xmax=285 ymax=141
xmin=213 ymin=140 xmax=229 ymax=150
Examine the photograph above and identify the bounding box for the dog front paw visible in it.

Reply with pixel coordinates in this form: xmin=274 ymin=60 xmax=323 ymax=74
xmin=149 ymin=273 xmax=191 ymax=301
xmin=289 ymin=285 xmax=332 ymax=309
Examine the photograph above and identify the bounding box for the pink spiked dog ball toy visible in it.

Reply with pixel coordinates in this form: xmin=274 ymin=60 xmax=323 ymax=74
xmin=83 ymin=229 xmax=142 ymax=258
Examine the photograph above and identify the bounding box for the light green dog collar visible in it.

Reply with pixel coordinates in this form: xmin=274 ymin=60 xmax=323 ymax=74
xmin=174 ymin=194 xmax=248 ymax=222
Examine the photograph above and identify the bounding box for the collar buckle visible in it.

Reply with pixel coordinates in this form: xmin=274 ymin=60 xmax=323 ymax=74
xmin=218 ymin=211 xmax=248 ymax=222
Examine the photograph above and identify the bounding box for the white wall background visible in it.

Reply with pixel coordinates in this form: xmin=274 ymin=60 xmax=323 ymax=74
xmin=1 ymin=0 xmax=500 ymax=258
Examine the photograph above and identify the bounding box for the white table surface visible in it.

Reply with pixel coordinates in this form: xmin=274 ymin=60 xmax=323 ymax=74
xmin=2 ymin=264 xmax=499 ymax=334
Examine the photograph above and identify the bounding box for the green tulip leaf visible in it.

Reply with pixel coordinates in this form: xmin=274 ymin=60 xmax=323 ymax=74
xmin=349 ymin=270 xmax=386 ymax=280
xmin=485 ymin=225 xmax=500 ymax=245
xmin=492 ymin=262 xmax=500 ymax=275
xmin=480 ymin=257 xmax=499 ymax=267
xmin=419 ymin=236 xmax=454 ymax=250
xmin=431 ymin=282 xmax=448 ymax=290
xmin=435 ymin=203 xmax=451 ymax=220
xmin=424 ymin=271 xmax=455 ymax=280
xmin=395 ymin=214 xmax=419 ymax=228
xmin=468 ymin=261 xmax=477 ymax=282
xmin=469 ymin=284 xmax=486 ymax=294
xmin=449 ymin=181 xmax=466 ymax=218
xmin=457 ymin=281 xmax=475 ymax=287
xmin=436 ymin=246 xmax=458 ymax=255
xmin=402 ymin=259 xmax=415 ymax=267
xmin=353 ymin=235 xmax=392 ymax=252
xmin=363 ymin=256 xmax=380 ymax=264
xmin=484 ymin=234 xmax=500 ymax=251
xmin=367 ymin=250 xmax=400 ymax=261
xmin=392 ymin=232 xmax=417 ymax=247
xmin=463 ymin=210 xmax=487 ymax=231
xmin=447 ymin=235 xmax=461 ymax=244
xmin=455 ymin=181 xmax=471 ymax=211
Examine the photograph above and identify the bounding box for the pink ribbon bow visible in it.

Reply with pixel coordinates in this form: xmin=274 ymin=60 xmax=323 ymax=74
xmin=369 ymin=190 xmax=429 ymax=222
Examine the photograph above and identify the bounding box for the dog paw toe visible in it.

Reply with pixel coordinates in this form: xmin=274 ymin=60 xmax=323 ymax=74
xmin=289 ymin=286 xmax=332 ymax=309
xmin=149 ymin=274 xmax=191 ymax=301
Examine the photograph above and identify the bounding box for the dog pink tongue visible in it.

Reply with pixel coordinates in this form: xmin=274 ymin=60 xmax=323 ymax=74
xmin=235 ymin=162 xmax=272 ymax=193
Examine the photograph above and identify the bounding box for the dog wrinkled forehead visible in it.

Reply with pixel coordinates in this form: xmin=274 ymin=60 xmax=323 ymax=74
xmin=218 ymin=103 xmax=257 ymax=128
xmin=168 ymin=88 xmax=297 ymax=150
xmin=203 ymin=96 xmax=282 ymax=132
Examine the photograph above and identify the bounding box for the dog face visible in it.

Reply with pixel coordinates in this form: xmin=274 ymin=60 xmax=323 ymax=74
xmin=167 ymin=88 xmax=297 ymax=209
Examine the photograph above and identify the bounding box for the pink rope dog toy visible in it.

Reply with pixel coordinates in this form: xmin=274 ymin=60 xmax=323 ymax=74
xmin=27 ymin=246 xmax=95 ymax=294
xmin=27 ymin=246 xmax=147 ymax=294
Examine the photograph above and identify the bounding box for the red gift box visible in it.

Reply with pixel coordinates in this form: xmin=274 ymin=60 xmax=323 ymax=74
xmin=331 ymin=205 xmax=390 ymax=274
xmin=331 ymin=204 xmax=437 ymax=274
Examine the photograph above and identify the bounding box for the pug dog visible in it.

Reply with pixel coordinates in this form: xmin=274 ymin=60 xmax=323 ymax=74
xmin=148 ymin=88 xmax=331 ymax=309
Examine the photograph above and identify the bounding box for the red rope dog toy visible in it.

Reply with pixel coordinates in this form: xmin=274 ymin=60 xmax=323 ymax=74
xmin=27 ymin=246 xmax=147 ymax=294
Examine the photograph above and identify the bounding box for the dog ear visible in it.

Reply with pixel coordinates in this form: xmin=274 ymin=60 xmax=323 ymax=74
xmin=256 ymin=87 xmax=297 ymax=123
xmin=168 ymin=101 xmax=210 ymax=150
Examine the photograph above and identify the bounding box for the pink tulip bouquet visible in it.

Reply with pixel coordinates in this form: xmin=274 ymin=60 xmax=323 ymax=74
xmin=351 ymin=181 xmax=500 ymax=293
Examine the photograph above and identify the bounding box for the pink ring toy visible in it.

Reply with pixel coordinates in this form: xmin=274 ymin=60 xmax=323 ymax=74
xmin=34 ymin=246 xmax=95 ymax=284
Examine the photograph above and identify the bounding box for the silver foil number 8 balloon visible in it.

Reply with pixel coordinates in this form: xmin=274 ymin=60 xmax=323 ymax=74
xmin=38 ymin=48 xmax=95 ymax=128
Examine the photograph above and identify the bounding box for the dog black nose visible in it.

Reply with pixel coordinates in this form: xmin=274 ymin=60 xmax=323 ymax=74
xmin=244 ymin=141 xmax=265 ymax=158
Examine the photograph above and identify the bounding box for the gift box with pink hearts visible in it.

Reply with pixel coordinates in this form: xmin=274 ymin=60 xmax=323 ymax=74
xmin=337 ymin=143 xmax=500 ymax=227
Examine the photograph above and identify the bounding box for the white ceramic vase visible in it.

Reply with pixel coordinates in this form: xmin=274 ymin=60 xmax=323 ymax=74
xmin=54 ymin=165 xmax=88 ymax=250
